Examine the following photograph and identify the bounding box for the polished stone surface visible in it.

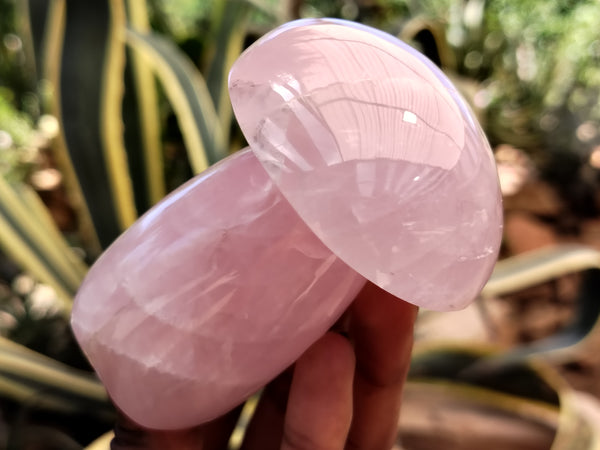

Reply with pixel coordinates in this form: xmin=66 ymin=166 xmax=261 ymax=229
xmin=72 ymin=149 xmax=365 ymax=429
xmin=230 ymin=18 xmax=503 ymax=311
xmin=72 ymin=18 xmax=502 ymax=430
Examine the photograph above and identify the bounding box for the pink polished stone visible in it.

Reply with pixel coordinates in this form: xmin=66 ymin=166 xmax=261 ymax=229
xmin=230 ymin=18 xmax=503 ymax=310
xmin=72 ymin=149 xmax=366 ymax=429
xmin=72 ymin=18 xmax=503 ymax=430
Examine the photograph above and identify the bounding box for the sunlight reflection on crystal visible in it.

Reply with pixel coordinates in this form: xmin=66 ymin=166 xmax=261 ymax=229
xmin=403 ymin=110 xmax=418 ymax=124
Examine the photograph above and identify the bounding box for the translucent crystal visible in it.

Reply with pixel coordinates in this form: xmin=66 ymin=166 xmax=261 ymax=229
xmin=229 ymin=18 xmax=503 ymax=311
xmin=72 ymin=149 xmax=365 ymax=429
xmin=71 ymin=18 xmax=502 ymax=430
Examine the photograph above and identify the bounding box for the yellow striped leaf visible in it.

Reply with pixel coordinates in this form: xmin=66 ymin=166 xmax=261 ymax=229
xmin=126 ymin=29 xmax=227 ymax=173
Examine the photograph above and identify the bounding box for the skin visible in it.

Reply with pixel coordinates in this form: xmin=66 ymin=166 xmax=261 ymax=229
xmin=111 ymin=281 xmax=418 ymax=450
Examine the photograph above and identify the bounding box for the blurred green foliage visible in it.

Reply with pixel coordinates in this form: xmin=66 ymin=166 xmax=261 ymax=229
xmin=0 ymin=91 xmax=36 ymax=184
xmin=0 ymin=0 xmax=38 ymax=117
xmin=480 ymin=0 xmax=600 ymax=156
xmin=304 ymin=0 xmax=600 ymax=158
xmin=0 ymin=91 xmax=32 ymax=148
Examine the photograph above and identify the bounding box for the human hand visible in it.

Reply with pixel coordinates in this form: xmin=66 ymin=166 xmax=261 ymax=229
xmin=111 ymin=281 xmax=418 ymax=450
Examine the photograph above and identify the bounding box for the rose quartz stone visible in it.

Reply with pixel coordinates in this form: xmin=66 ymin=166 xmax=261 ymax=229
xmin=71 ymin=18 xmax=502 ymax=430
xmin=229 ymin=18 xmax=503 ymax=311
xmin=72 ymin=149 xmax=366 ymax=429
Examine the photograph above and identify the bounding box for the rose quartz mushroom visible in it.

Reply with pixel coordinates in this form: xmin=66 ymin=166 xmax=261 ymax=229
xmin=71 ymin=18 xmax=502 ymax=429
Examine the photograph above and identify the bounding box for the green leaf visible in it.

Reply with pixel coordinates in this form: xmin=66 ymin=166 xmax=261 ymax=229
xmin=0 ymin=210 xmax=72 ymax=311
xmin=126 ymin=29 xmax=227 ymax=173
xmin=33 ymin=0 xmax=103 ymax=255
xmin=123 ymin=0 xmax=165 ymax=211
xmin=204 ymin=0 xmax=253 ymax=141
xmin=100 ymin=0 xmax=139 ymax=231
xmin=476 ymin=245 xmax=600 ymax=369
xmin=24 ymin=0 xmax=50 ymax=81
xmin=482 ymin=245 xmax=600 ymax=299
xmin=0 ymin=177 xmax=88 ymax=309
xmin=59 ymin=0 xmax=137 ymax=248
xmin=0 ymin=336 xmax=112 ymax=418
xmin=17 ymin=184 xmax=88 ymax=280
xmin=410 ymin=344 xmax=561 ymax=406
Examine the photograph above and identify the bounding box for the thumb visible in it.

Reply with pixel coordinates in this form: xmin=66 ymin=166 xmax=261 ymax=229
xmin=281 ymin=332 xmax=355 ymax=450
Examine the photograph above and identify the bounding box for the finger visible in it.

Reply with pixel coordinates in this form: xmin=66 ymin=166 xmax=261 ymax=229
xmin=241 ymin=316 xmax=355 ymax=450
xmin=282 ymin=332 xmax=355 ymax=450
xmin=240 ymin=368 xmax=293 ymax=450
xmin=346 ymin=282 xmax=418 ymax=449
xmin=111 ymin=405 xmax=242 ymax=450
